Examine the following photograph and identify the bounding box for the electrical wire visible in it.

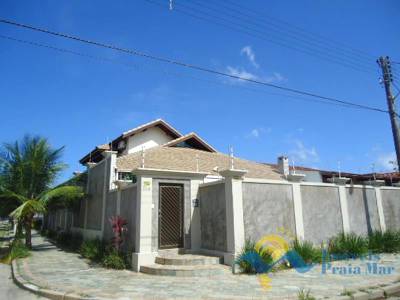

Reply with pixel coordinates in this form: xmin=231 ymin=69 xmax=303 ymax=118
xmin=177 ymin=0 xmax=376 ymax=70
xmin=0 ymin=34 xmax=360 ymax=110
xmin=145 ymin=0 xmax=376 ymax=75
xmin=0 ymin=18 xmax=389 ymax=114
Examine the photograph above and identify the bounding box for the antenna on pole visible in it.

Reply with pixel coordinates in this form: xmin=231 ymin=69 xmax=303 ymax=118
xmin=229 ymin=146 xmax=234 ymax=169
xmin=371 ymin=163 xmax=376 ymax=181
xmin=338 ymin=161 xmax=342 ymax=178
xmin=291 ymin=159 xmax=296 ymax=175
xmin=141 ymin=146 xmax=145 ymax=168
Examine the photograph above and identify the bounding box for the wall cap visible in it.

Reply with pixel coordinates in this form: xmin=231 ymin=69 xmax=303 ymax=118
xmin=132 ymin=167 xmax=209 ymax=178
xmin=327 ymin=177 xmax=351 ymax=185
xmin=219 ymin=169 xmax=248 ymax=179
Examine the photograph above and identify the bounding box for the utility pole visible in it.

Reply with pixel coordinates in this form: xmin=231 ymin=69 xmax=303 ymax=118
xmin=378 ymin=56 xmax=400 ymax=168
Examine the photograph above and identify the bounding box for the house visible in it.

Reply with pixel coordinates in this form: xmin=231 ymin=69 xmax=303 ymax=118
xmin=45 ymin=119 xmax=400 ymax=274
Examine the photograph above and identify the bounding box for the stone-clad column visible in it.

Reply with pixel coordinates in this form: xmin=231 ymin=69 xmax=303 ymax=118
xmin=220 ymin=169 xmax=247 ymax=267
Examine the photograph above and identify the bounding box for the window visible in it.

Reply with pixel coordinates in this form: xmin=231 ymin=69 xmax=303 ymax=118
xmin=117 ymin=172 xmax=137 ymax=183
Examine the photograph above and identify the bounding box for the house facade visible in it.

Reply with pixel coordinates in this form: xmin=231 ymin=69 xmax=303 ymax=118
xmin=45 ymin=119 xmax=400 ymax=272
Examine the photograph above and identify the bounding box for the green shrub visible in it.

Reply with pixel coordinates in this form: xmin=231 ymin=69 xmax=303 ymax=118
xmin=32 ymin=219 xmax=42 ymax=231
xmin=80 ymin=239 xmax=105 ymax=261
xmin=236 ymin=239 xmax=273 ymax=274
xmin=9 ymin=239 xmax=30 ymax=260
xmin=56 ymin=231 xmax=73 ymax=247
xmin=102 ymin=250 xmax=126 ymax=269
xmin=69 ymin=233 xmax=83 ymax=251
xmin=368 ymin=230 xmax=400 ymax=253
xmin=328 ymin=233 xmax=368 ymax=259
xmin=291 ymin=239 xmax=322 ymax=264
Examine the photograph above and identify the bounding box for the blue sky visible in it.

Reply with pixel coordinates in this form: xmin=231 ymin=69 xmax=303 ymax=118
xmin=1 ymin=0 xmax=400 ymax=183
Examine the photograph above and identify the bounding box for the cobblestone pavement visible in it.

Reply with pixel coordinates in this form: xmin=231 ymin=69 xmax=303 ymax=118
xmin=13 ymin=233 xmax=400 ymax=299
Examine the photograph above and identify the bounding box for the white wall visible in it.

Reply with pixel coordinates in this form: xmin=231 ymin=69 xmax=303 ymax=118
xmin=124 ymin=127 xmax=175 ymax=154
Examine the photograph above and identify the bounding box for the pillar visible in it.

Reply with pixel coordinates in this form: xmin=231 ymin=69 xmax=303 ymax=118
xmin=220 ymin=169 xmax=247 ymax=267
xmin=131 ymin=174 xmax=156 ymax=271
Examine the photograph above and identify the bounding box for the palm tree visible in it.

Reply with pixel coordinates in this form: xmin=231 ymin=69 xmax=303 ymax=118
xmin=0 ymin=135 xmax=83 ymax=248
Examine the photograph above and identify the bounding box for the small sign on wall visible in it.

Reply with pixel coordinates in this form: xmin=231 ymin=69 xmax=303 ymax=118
xmin=192 ymin=198 xmax=200 ymax=207
xmin=143 ymin=180 xmax=152 ymax=191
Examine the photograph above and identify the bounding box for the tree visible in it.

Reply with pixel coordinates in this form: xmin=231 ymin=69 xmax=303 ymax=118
xmin=0 ymin=135 xmax=84 ymax=248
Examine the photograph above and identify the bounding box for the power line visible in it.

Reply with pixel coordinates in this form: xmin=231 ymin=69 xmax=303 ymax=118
xmin=177 ymin=0 xmax=376 ymax=71
xmin=145 ymin=0 xmax=377 ymax=75
xmin=0 ymin=34 xmax=362 ymax=111
xmin=0 ymin=18 xmax=389 ymax=114
xmin=222 ymin=0 xmax=375 ymax=61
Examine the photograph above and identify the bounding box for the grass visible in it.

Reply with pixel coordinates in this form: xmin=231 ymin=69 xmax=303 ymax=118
xmin=9 ymin=239 xmax=30 ymax=260
xmin=297 ymin=289 xmax=316 ymax=300
xmin=340 ymin=288 xmax=355 ymax=297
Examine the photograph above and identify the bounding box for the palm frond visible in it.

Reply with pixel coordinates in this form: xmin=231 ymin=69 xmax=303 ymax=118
xmin=10 ymin=199 xmax=45 ymax=220
xmin=0 ymin=187 xmax=28 ymax=204
xmin=41 ymin=185 xmax=85 ymax=211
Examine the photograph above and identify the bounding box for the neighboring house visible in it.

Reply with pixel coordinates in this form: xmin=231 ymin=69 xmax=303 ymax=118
xmin=45 ymin=119 xmax=400 ymax=273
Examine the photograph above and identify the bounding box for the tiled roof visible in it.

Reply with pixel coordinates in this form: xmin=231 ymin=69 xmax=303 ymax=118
xmin=122 ymin=118 xmax=182 ymax=139
xmin=162 ymin=132 xmax=217 ymax=152
xmin=116 ymin=146 xmax=282 ymax=180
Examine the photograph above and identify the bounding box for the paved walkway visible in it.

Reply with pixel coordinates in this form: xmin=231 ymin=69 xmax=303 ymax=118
xmin=13 ymin=233 xmax=400 ymax=299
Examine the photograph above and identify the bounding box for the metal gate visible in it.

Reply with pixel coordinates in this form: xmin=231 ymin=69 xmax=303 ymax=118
xmin=158 ymin=184 xmax=184 ymax=249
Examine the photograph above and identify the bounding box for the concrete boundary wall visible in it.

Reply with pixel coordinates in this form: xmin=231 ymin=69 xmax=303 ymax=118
xmin=241 ymin=178 xmax=400 ymax=245
xmin=199 ymin=182 xmax=227 ymax=252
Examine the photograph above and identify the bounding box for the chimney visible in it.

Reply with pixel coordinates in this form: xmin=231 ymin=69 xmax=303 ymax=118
xmin=277 ymin=156 xmax=289 ymax=177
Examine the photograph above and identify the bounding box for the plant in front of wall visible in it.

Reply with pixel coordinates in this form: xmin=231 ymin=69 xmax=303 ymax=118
xmin=80 ymin=238 xmax=106 ymax=262
xmin=291 ymin=239 xmax=322 ymax=264
xmin=102 ymin=249 xmax=126 ymax=270
xmin=368 ymin=230 xmax=400 ymax=253
xmin=109 ymin=215 xmax=128 ymax=253
xmin=328 ymin=232 xmax=368 ymax=259
xmin=235 ymin=239 xmax=273 ymax=274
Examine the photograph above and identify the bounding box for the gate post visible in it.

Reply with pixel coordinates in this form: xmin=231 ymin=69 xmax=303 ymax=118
xmin=132 ymin=172 xmax=156 ymax=271
xmin=220 ymin=169 xmax=247 ymax=269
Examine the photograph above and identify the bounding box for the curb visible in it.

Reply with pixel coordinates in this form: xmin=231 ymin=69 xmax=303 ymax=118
xmin=11 ymin=259 xmax=98 ymax=300
xmin=330 ymin=281 xmax=400 ymax=300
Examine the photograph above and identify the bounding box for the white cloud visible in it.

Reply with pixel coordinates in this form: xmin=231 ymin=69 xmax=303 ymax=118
xmin=250 ymin=129 xmax=260 ymax=138
xmin=224 ymin=47 xmax=286 ymax=85
xmin=225 ymin=66 xmax=286 ymax=85
xmin=264 ymin=72 xmax=286 ymax=83
xmin=226 ymin=66 xmax=259 ymax=81
xmin=375 ymin=152 xmax=397 ymax=171
xmin=246 ymin=127 xmax=271 ymax=139
xmin=240 ymin=46 xmax=259 ymax=68
xmin=289 ymin=139 xmax=319 ymax=164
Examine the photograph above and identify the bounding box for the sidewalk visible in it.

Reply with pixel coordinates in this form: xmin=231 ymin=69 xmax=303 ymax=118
xmin=12 ymin=233 xmax=400 ymax=300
